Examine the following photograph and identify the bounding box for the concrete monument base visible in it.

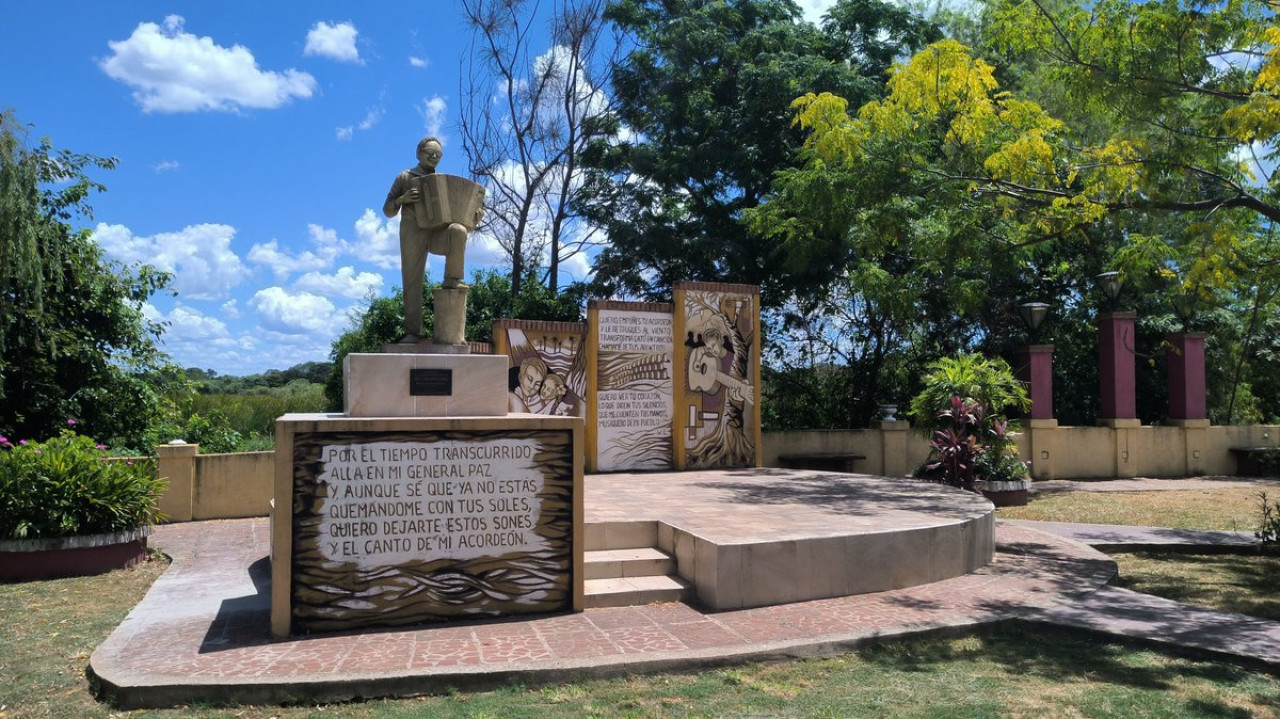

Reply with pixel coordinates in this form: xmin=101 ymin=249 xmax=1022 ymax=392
xmin=344 ymin=353 xmax=507 ymax=417
xmin=271 ymin=413 xmax=584 ymax=637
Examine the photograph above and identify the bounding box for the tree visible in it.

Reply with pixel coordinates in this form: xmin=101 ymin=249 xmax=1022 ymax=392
xmin=779 ymin=0 xmax=1280 ymax=297
xmin=750 ymin=0 xmax=1280 ymax=425
xmin=0 ymin=111 xmax=172 ymax=449
xmin=459 ymin=0 xmax=617 ymax=296
xmin=577 ymin=0 xmax=939 ymax=304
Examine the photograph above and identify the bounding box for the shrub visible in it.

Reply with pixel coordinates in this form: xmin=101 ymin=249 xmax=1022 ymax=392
xmin=911 ymin=354 xmax=1030 ymax=490
xmin=144 ymin=410 xmax=243 ymax=454
xmin=908 ymin=353 xmax=1030 ymax=432
xmin=1257 ymin=491 xmax=1280 ymax=551
xmin=0 ymin=430 xmax=166 ymax=539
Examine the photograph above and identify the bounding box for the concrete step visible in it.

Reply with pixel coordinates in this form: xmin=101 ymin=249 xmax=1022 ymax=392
xmin=583 ymin=574 xmax=693 ymax=608
xmin=584 ymin=547 xmax=675 ymax=580
xmin=585 ymin=520 xmax=658 ymax=551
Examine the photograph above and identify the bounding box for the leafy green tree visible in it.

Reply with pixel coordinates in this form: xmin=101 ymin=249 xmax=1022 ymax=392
xmin=0 ymin=111 xmax=172 ymax=449
xmin=752 ymin=0 xmax=1280 ymax=425
xmin=324 ymin=269 xmax=587 ymax=410
xmin=578 ymin=0 xmax=939 ymax=304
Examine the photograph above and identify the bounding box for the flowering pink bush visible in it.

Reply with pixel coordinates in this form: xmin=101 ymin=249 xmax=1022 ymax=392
xmin=0 ymin=430 xmax=166 ymax=539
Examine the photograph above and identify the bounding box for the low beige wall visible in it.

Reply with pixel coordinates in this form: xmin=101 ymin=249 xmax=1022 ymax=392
xmin=155 ymin=445 xmax=274 ymax=522
xmin=153 ymin=424 xmax=1280 ymax=521
xmin=192 ymin=451 xmax=275 ymax=519
xmin=761 ymin=423 xmax=1280 ymax=480
xmin=760 ymin=423 xmax=932 ymax=478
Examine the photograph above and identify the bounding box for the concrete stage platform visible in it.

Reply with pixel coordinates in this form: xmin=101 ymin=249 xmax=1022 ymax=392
xmin=91 ymin=470 xmax=1039 ymax=709
xmin=584 ymin=469 xmax=993 ymax=609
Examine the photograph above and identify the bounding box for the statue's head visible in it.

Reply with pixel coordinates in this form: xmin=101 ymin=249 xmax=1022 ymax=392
xmin=416 ymin=137 xmax=443 ymax=170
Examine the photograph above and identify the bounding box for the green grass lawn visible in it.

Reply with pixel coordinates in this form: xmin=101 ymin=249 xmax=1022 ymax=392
xmin=4 ymin=558 xmax=1280 ymax=719
xmin=998 ymin=488 xmax=1264 ymax=531
xmin=1112 ymin=551 xmax=1280 ymax=622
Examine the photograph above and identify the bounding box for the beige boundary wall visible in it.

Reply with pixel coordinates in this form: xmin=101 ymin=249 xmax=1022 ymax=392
xmin=763 ymin=423 xmax=1280 ymax=480
xmin=155 ymin=444 xmax=274 ymax=522
xmin=151 ymin=423 xmax=1280 ymax=522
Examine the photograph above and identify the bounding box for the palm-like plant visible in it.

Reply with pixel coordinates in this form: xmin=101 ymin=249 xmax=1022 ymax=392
xmin=911 ymin=354 xmax=1031 ymax=490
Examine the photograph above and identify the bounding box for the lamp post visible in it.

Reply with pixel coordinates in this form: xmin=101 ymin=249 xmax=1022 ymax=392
xmin=1095 ymin=271 xmax=1138 ymax=427
xmin=1016 ymin=302 xmax=1055 ymax=423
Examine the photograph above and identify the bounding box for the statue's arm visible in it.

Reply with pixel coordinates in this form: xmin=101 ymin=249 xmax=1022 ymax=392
xmin=383 ymin=174 xmax=407 ymax=218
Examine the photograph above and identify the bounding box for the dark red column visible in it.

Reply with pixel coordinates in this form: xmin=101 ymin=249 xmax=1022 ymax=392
xmin=1099 ymin=311 xmax=1137 ymax=422
xmin=1017 ymin=345 xmax=1054 ymax=420
xmin=1167 ymin=332 xmax=1207 ymax=421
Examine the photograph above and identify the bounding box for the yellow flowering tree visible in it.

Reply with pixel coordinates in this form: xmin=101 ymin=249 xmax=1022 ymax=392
xmin=759 ymin=0 xmax=1279 ymax=296
xmin=746 ymin=0 xmax=1280 ymax=422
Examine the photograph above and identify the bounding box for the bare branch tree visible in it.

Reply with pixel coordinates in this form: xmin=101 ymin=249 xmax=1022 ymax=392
xmin=459 ymin=0 xmax=617 ymax=296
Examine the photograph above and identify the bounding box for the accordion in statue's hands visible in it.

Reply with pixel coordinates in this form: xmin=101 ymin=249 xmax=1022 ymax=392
xmin=412 ymin=174 xmax=486 ymax=231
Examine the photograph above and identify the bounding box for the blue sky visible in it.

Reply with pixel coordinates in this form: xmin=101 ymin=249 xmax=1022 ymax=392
xmin=3 ymin=2 xmax=836 ymax=376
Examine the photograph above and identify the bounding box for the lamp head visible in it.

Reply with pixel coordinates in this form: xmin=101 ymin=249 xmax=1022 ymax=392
xmin=1017 ymin=302 xmax=1050 ymax=343
xmin=1096 ymin=271 xmax=1123 ymax=308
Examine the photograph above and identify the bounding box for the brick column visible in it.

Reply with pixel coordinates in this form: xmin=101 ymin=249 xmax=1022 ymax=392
xmin=1166 ymin=332 xmax=1208 ymax=425
xmin=1098 ymin=311 xmax=1139 ymax=427
xmin=1017 ymin=344 xmax=1054 ymax=421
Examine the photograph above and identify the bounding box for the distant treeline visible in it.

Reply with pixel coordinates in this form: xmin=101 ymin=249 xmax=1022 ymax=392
xmin=137 ymin=361 xmax=335 ymax=453
xmin=185 ymin=361 xmax=332 ymax=394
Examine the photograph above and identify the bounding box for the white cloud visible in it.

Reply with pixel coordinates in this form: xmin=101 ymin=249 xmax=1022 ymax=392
xmin=246 ymin=223 xmax=349 ymax=280
xmin=358 ymin=107 xmax=383 ymax=131
xmin=308 ymin=223 xmax=347 ymax=254
xmin=304 ymin=21 xmax=361 ymax=63
xmin=153 ymin=160 xmax=180 ymax=172
xmin=247 ymin=240 xmax=331 ymax=279
xmin=143 ymin=303 xmax=256 ymax=373
xmin=221 ymin=299 xmax=241 ymax=320
xmin=294 ymin=266 xmax=383 ymax=299
xmin=353 ymin=208 xmax=402 ymax=269
xmin=249 ymin=287 xmax=338 ymax=335
xmin=100 ymin=15 xmax=316 ymax=113
xmin=93 ymin=222 xmax=249 ymax=300
xmin=421 ymin=95 xmax=447 ymax=139
xmin=336 ymin=105 xmax=383 ymax=141
xmin=148 ymin=302 xmax=231 ymax=340
xmin=409 ymin=56 xmax=429 ymax=68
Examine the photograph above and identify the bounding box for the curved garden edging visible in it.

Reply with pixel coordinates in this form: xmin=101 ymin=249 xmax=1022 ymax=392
xmin=0 ymin=528 xmax=151 ymax=581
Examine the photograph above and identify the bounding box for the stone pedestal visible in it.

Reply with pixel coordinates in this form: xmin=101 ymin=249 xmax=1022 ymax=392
xmin=344 ymin=353 xmax=508 ymax=417
xmin=1167 ymin=332 xmax=1207 ymax=423
xmin=271 ymin=413 xmax=584 ymax=637
xmin=1018 ymin=344 xmax=1054 ymax=421
xmin=433 ymin=286 xmax=468 ymax=347
xmin=1098 ymin=311 xmax=1138 ymax=425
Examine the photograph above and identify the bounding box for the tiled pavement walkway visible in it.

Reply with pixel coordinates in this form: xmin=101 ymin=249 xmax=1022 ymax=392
xmin=91 ymin=519 xmax=1115 ymax=708
xmin=89 ymin=475 xmax=1280 ymax=709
